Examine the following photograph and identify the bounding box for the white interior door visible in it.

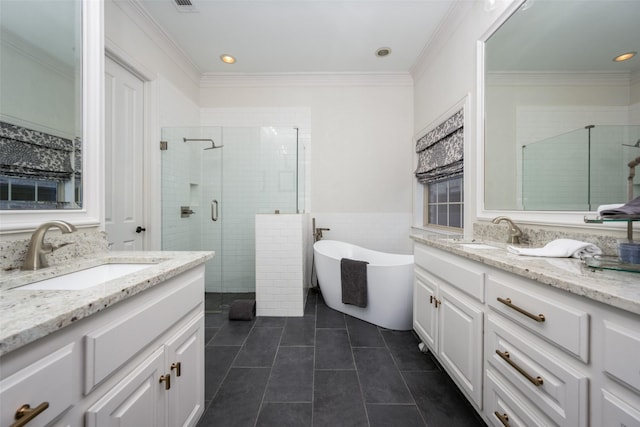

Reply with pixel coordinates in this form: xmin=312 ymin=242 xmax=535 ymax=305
xmin=105 ymin=57 xmax=145 ymax=250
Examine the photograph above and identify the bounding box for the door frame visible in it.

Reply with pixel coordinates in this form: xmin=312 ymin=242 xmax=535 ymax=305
xmin=105 ymin=41 xmax=159 ymax=250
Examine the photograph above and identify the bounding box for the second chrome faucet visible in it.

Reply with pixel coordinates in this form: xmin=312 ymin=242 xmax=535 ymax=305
xmin=491 ymin=216 xmax=523 ymax=245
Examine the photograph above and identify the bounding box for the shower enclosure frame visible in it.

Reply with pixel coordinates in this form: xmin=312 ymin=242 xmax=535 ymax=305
xmin=161 ymin=126 xmax=304 ymax=294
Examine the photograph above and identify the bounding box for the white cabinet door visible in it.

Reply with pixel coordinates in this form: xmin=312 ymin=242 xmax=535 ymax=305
xmin=86 ymin=347 xmax=167 ymax=427
xmin=166 ymin=313 xmax=205 ymax=427
xmin=438 ymin=284 xmax=484 ymax=408
xmin=414 ymin=268 xmax=438 ymax=351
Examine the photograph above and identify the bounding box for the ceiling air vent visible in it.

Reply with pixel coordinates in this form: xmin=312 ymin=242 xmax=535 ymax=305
xmin=173 ymin=0 xmax=197 ymax=13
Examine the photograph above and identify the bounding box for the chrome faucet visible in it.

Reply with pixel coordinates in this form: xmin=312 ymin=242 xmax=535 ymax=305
xmin=312 ymin=217 xmax=330 ymax=242
xmin=22 ymin=221 xmax=77 ymax=270
xmin=491 ymin=216 xmax=523 ymax=245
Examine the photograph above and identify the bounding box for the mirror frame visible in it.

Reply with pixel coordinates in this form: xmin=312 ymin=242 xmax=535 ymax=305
xmin=475 ymin=0 xmax=630 ymax=229
xmin=0 ymin=0 xmax=103 ymax=233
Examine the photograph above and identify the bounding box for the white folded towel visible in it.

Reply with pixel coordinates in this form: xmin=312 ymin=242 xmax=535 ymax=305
xmin=507 ymin=239 xmax=602 ymax=258
xmin=597 ymin=203 xmax=624 ymax=216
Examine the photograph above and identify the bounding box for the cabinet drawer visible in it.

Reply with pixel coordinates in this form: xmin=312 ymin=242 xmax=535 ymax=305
xmin=0 ymin=343 xmax=76 ymax=427
xmin=84 ymin=268 xmax=204 ymax=393
xmin=487 ymin=273 xmax=589 ymax=362
xmin=601 ymin=389 xmax=640 ymax=427
xmin=603 ymin=320 xmax=640 ymax=392
xmin=487 ymin=316 xmax=588 ymax=427
xmin=486 ymin=369 xmax=554 ymax=427
xmin=414 ymin=244 xmax=485 ymax=302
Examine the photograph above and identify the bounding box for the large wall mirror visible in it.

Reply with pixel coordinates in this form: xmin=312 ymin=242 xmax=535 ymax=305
xmin=0 ymin=0 xmax=102 ymax=232
xmin=0 ymin=0 xmax=82 ymax=210
xmin=484 ymin=0 xmax=640 ymax=212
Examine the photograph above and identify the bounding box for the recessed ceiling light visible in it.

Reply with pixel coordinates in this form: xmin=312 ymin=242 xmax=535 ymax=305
xmin=375 ymin=47 xmax=392 ymax=58
xmin=613 ymin=51 xmax=636 ymax=62
xmin=220 ymin=54 xmax=236 ymax=64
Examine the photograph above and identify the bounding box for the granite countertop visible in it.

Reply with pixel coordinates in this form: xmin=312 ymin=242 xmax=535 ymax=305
xmin=410 ymin=231 xmax=640 ymax=316
xmin=0 ymin=251 xmax=214 ymax=356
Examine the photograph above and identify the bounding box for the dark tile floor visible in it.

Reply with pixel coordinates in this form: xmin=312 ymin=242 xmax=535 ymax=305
xmin=198 ymin=289 xmax=487 ymax=427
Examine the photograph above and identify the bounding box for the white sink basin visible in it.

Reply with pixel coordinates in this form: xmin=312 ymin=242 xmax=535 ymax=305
xmin=19 ymin=263 xmax=157 ymax=291
xmin=457 ymin=243 xmax=500 ymax=250
xmin=439 ymin=239 xmax=500 ymax=250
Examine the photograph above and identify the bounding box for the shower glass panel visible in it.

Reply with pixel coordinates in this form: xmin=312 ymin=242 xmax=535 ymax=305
xmin=161 ymin=126 xmax=300 ymax=295
xmin=522 ymin=125 xmax=640 ymax=211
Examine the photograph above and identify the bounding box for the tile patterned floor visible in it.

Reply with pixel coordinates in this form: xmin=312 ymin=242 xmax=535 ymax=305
xmin=198 ymin=289 xmax=487 ymax=427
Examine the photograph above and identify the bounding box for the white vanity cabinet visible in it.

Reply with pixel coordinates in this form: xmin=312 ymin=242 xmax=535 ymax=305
xmin=413 ymin=243 xmax=485 ymax=408
xmin=0 ymin=265 xmax=205 ymax=427
xmin=86 ymin=312 xmax=204 ymax=427
xmin=485 ymin=270 xmax=590 ymax=427
xmin=412 ymin=240 xmax=640 ymax=427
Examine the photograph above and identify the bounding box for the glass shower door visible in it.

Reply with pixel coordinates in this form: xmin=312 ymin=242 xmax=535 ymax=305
xmin=161 ymin=125 xmax=300 ymax=300
xmin=161 ymin=127 xmax=223 ymax=293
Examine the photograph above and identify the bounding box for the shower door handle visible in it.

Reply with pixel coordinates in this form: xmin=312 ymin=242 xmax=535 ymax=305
xmin=211 ymin=200 xmax=219 ymax=221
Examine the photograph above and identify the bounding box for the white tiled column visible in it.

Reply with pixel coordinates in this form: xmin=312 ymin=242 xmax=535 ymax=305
xmin=255 ymin=213 xmax=309 ymax=316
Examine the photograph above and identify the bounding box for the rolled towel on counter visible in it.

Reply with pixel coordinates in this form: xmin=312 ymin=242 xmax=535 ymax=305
xmin=507 ymin=239 xmax=602 ymax=258
xmin=228 ymin=299 xmax=256 ymax=321
xmin=599 ymin=196 xmax=640 ymax=217
xmin=597 ymin=203 xmax=624 ymax=216
xmin=341 ymin=258 xmax=368 ymax=308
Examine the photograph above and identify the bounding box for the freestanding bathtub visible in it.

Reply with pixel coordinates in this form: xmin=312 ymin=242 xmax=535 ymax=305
xmin=313 ymin=240 xmax=415 ymax=330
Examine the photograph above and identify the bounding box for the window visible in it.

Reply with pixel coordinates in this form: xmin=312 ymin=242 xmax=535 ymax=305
xmin=415 ymin=108 xmax=464 ymax=230
xmin=0 ymin=176 xmax=74 ymax=210
xmin=425 ymin=175 xmax=463 ymax=229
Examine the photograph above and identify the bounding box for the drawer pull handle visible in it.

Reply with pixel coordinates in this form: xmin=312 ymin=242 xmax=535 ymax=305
xmin=11 ymin=402 xmax=49 ymax=427
xmin=429 ymin=295 xmax=433 ymax=304
xmin=497 ymin=297 xmax=545 ymax=322
xmin=159 ymin=374 xmax=171 ymax=390
xmin=496 ymin=349 xmax=544 ymax=386
xmin=171 ymin=361 xmax=182 ymax=377
xmin=494 ymin=411 xmax=510 ymax=427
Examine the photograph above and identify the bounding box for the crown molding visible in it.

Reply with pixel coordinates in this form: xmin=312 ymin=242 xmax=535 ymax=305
xmin=486 ymin=71 xmax=633 ymax=87
xmin=200 ymin=72 xmax=414 ymax=88
xmin=115 ymin=0 xmax=201 ymax=85
xmin=0 ymin=28 xmax=74 ymax=80
xmin=410 ymin=0 xmax=474 ymax=79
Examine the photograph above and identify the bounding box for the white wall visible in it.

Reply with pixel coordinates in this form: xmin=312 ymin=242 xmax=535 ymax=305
xmin=412 ymin=0 xmax=542 ymax=237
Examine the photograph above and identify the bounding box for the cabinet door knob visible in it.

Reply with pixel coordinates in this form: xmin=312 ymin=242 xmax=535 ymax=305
xmin=135 ymin=226 xmax=146 ymax=233
xmin=11 ymin=402 xmax=49 ymax=427
xmin=429 ymin=295 xmax=434 ymax=304
xmin=159 ymin=374 xmax=171 ymax=390
xmin=171 ymin=362 xmax=182 ymax=377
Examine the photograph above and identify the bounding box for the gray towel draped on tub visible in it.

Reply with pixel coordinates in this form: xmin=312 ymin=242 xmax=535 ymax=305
xmin=340 ymin=258 xmax=369 ymax=308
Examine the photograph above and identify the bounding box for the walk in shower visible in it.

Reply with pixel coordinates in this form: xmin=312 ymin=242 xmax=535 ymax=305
xmin=161 ymin=126 xmax=305 ymax=302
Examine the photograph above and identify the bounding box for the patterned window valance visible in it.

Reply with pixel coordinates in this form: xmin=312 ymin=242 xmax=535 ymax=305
xmin=0 ymin=121 xmax=81 ymax=181
xmin=415 ymin=109 xmax=464 ymax=184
